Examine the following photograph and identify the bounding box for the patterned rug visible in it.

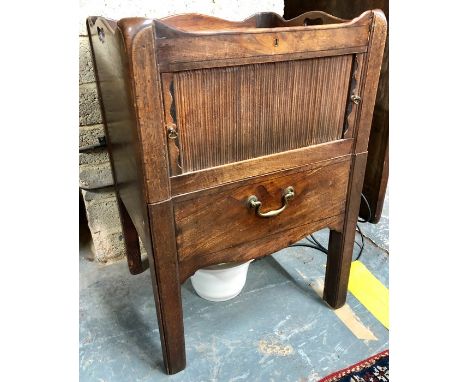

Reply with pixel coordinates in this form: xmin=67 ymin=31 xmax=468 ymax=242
xmin=318 ymin=350 xmax=389 ymax=382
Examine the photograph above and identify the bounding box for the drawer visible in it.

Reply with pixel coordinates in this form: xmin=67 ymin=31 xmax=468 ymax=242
xmin=173 ymin=157 xmax=351 ymax=261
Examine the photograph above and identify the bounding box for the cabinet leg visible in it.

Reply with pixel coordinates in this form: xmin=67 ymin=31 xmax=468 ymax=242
xmin=116 ymin=195 xmax=145 ymax=275
xmin=323 ymin=229 xmax=355 ymax=309
xmin=323 ymin=153 xmax=367 ymax=309
xmin=148 ymin=201 xmax=186 ymax=374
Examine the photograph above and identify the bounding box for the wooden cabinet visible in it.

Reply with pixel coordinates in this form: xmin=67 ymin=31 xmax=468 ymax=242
xmin=284 ymin=0 xmax=390 ymax=223
xmin=87 ymin=10 xmax=386 ymax=374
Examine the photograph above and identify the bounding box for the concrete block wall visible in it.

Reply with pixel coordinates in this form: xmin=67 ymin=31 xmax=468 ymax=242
xmin=79 ymin=0 xmax=284 ymax=263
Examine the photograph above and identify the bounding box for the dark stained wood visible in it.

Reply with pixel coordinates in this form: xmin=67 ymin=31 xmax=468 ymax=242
xmin=155 ymin=10 xmax=370 ymax=35
xmin=171 ymin=56 xmax=352 ymax=172
xmin=154 ymin=11 xmax=372 ymax=72
xmin=284 ymin=1 xmax=389 ymax=223
xmin=179 ymin=214 xmax=344 ymax=282
xmin=360 ymin=107 xmax=388 ymax=221
xmin=323 ymin=152 xmax=368 ymax=308
xmin=148 ymin=201 xmax=186 ymax=374
xmin=88 ymin=17 xmax=179 ymax=373
xmin=88 ymin=9 xmax=386 ymax=375
xmin=174 ymin=157 xmax=351 ymax=261
xmin=159 ymin=11 xmax=346 ymax=32
xmin=254 ymin=10 xmax=346 ymax=27
xmin=173 ymin=155 xmax=349 ymax=204
xmin=116 ymin=196 xmax=146 ymax=274
xmin=362 ymin=5 xmax=388 ymax=222
xmin=159 ymin=13 xmax=257 ymax=31
xmin=161 ymin=72 xmax=183 ymax=176
xmin=118 ymin=20 xmax=172 ymax=203
xmin=354 ymin=10 xmax=387 ymax=154
xmin=86 ymin=17 xmax=153 ymax=257
xmin=285 ymin=0 xmax=388 ymax=20
xmin=343 ymin=54 xmax=365 ymax=139
xmin=156 ymin=25 xmax=370 ymax=72
xmin=359 ymin=5 xmax=389 ymax=223
xmin=159 ymin=46 xmax=367 ymax=73
xmin=171 ymin=139 xmax=353 ymax=197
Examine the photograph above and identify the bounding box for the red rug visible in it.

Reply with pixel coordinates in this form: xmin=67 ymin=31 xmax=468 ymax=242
xmin=318 ymin=350 xmax=389 ymax=382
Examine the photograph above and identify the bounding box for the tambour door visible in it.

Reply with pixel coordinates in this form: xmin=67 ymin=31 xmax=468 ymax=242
xmin=154 ymin=11 xmax=373 ymax=179
xmin=161 ymin=54 xmax=361 ymax=176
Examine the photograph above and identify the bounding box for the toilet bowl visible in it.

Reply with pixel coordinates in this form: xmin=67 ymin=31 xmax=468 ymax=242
xmin=190 ymin=260 xmax=253 ymax=302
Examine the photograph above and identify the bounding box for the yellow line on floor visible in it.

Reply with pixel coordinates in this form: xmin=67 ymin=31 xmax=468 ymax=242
xmin=311 ymin=279 xmax=378 ymax=341
xmin=348 ymin=261 xmax=389 ymax=329
xmin=295 ymin=269 xmax=377 ymax=341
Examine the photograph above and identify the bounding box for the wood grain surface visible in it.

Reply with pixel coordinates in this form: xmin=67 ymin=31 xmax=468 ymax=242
xmin=178 ymin=214 xmax=344 ymax=282
xmin=86 ymin=17 xmax=153 ymax=254
xmin=148 ymin=201 xmax=186 ymax=374
xmin=174 ymin=158 xmax=351 ymax=261
xmin=284 ymin=1 xmax=389 ymax=224
xmin=324 ymin=153 xmax=368 ymax=309
xmin=171 ymin=56 xmax=352 ymax=172
xmin=155 ymin=11 xmax=372 ymax=72
xmin=88 ymin=9 xmax=387 ymax=375
xmin=170 ymin=139 xmax=353 ymax=196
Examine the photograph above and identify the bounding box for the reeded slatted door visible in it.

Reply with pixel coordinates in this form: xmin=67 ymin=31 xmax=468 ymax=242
xmin=165 ymin=54 xmax=356 ymax=174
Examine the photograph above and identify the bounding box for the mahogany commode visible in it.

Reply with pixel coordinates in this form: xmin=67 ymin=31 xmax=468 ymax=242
xmin=87 ymin=10 xmax=386 ymax=374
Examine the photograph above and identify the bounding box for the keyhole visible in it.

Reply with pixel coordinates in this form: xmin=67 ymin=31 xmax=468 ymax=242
xmin=274 ymin=38 xmax=279 ymax=47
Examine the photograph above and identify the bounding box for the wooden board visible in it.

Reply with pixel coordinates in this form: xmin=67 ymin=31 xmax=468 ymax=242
xmin=155 ymin=11 xmax=372 ymax=72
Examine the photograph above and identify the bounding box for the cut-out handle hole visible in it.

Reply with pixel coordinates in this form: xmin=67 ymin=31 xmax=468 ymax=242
xmin=304 ymin=17 xmax=323 ymax=26
xmin=97 ymin=26 xmax=105 ymax=43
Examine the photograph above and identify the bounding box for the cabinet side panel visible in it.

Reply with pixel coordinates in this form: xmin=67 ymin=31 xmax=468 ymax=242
xmin=87 ymin=18 xmax=151 ymax=252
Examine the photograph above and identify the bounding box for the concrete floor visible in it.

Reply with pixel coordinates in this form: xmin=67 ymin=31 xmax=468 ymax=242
xmin=80 ymin=194 xmax=388 ymax=382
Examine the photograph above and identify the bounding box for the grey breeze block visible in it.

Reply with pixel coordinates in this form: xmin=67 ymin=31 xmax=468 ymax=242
xmin=79 ymin=35 xmax=123 ymax=263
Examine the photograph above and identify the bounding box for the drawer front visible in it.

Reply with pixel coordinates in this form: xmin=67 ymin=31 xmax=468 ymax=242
xmin=173 ymin=157 xmax=351 ymax=260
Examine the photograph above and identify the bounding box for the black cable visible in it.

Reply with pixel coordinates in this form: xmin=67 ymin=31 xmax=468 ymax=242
xmin=288 ymin=194 xmax=372 ymax=262
xmin=306 ymin=235 xmax=327 ymax=252
xmin=289 ymin=243 xmax=328 ymax=255
xmin=358 ymin=193 xmax=372 ymax=223
xmin=354 ymin=224 xmax=365 ymax=261
xmin=291 ymin=225 xmax=365 ymax=262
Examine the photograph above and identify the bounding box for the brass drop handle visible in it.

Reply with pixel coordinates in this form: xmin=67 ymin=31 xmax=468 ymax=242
xmin=247 ymin=186 xmax=295 ymax=218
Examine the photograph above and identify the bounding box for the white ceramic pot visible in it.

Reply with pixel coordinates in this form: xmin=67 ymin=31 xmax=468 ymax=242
xmin=190 ymin=260 xmax=253 ymax=302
